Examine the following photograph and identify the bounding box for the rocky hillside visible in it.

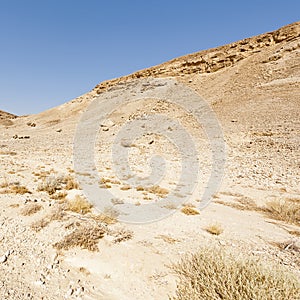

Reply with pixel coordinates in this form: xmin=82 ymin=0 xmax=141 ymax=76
xmin=0 ymin=110 xmax=17 ymax=126
xmin=92 ymin=21 xmax=300 ymax=93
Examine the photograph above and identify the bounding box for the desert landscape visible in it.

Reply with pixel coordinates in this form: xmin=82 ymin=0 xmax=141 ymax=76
xmin=0 ymin=21 xmax=299 ymax=299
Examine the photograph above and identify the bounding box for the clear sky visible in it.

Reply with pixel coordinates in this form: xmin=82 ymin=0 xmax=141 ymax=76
xmin=0 ymin=0 xmax=299 ymax=115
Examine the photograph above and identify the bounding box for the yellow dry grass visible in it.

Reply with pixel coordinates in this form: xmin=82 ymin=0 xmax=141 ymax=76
xmin=205 ymin=223 xmax=224 ymax=235
xmin=171 ymin=247 xmax=300 ymax=300
xmin=20 ymin=203 xmax=42 ymax=216
xmin=67 ymin=195 xmax=92 ymax=215
xmin=181 ymin=206 xmax=200 ymax=215
xmin=53 ymin=224 xmax=106 ymax=251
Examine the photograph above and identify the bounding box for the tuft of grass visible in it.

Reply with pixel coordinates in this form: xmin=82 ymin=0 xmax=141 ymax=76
xmin=38 ymin=175 xmax=79 ymax=195
xmin=263 ymin=199 xmax=299 ymax=225
xmin=10 ymin=184 xmax=31 ymax=195
xmin=147 ymin=185 xmax=169 ymax=198
xmin=67 ymin=195 xmax=92 ymax=215
xmin=171 ymin=247 xmax=300 ymax=300
xmin=120 ymin=185 xmax=131 ymax=191
xmin=21 ymin=203 xmax=42 ymax=216
xmin=181 ymin=206 xmax=200 ymax=215
xmin=64 ymin=176 xmax=79 ymax=190
xmin=53 ymin=224 xmax=106 ymax=251
xmin=216 ymin=196 xmax=300 ymax=226
xmin=31 ymin=205 xmax=66 ymax=232
xmin=37 ymin=177 xmax=61 ymax=195
xmin=92 ymin=213 xmax=117 ymax=225
xmin=50 ymin=191 xmax=67 ymax=201
xmin=136 ymin=185 xmax=145 ymax=191
xmin=205 ymin=223 xmax=224 ymax=235
xmin=110 ymin=228 xmax=133 ymax=244
xmin=31 ymin=218 xmax=50 ymax=232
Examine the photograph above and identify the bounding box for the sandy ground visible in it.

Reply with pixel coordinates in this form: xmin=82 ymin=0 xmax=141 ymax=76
xmin=0 ymin=22 xmax=299 ymax=299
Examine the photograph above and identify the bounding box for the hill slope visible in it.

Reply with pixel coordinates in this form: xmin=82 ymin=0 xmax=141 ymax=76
xmin=0 ymin=21 xmax=299 ymax=299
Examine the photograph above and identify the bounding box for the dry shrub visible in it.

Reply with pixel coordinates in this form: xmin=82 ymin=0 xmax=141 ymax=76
xmin=136 ymin=185 xmax=145 ymax=191
xmin=205 ymin=223 xmax=224 ymax=235
xmin=147 ymin=185 xmax=169 ymax=198
xmin=216 ymin=196 xmax=300 ymax=225
xmin=120 ymin=185 xmax=131 ymax=191
xmin=21 ymin=203 xmax=42 ymax=216
xmin=288 ymin=230 xmax=300 ymax=237
xmin=111 ymin=198 xmax=124 ymax=205
xmin=67 ymin=195 xmax=92 ymax=214
xmin=181 ymin=206 xmax=200 ymax=215
xmin=31 ymin=205 xmax=66 ymax=232
xmin=103 ymin=206 xmax=120 ymax=219
xmin=110 ymin=228 xmax=133 ymax=244
xmin=31 ymin=218 xmax=50 ymax=232
xmin=38 ymin=175 xmax=79 ymax=195
xmin=156 ymin=234 xmax=179 ymax=244
xmin=215 ymin=197 xmax=258 ymax=211
xmin=3 ymin=183 xmax=31 ymax=195
xmin=0 ymin=151 xmax=17 ymax=156
xmin=53 ymin=224 xmax=106 ymax=251
xmin=64 ymin=176 xmax=79 ymax=190
xmin=263 ymin=199 xmax=299 ymax=225
xmin=38 ymin=177 xmax=61 ymax=195
xmin=92 ymin=213 xmax=117 ymax=225
xmin=50 ymin=191 xmax=67 ymax=201
xmin=171 ymin=247 xmax=300 ymax=300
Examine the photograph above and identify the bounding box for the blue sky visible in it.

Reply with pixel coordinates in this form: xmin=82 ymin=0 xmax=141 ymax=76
xmin=0 ymin=0 xmax=299 ymax=115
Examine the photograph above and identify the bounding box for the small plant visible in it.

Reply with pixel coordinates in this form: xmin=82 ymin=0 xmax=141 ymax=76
xmin=53 ymin=224 xmax=106 ymax=251
xmin=50 ymin=191 xmax=67 ymax=201
xmin=171 ymin=247 xmax=300 ymax=300
xmin=31 ymin=219 xmax=50 ymax=232
xmin=10 ymin=184 xmax=31 ymax=195
xmin=64 ymin=175 xmax=79 ymax=190
xmin=181 ymin=206 xmax=200 ymax=215
xmin=147 ymin=185 xmax=169 ymax=198
xmin=38 ymin=177 xmax=61 ymax=195
xmin=38 ymin=175 xmax=79 ymax=195
xmin=205 ymin=223 xmax=224 ymax=235
xmin=111 ymin=228 xmax=133 ymax=243
xmin=92 ymin=213 xmax=117 ymax=225
xmin=67 ymin=195 xmax=92 ymax=214
xmin=21 ymin=203 xmax=42 ymax=216
xmin=120 ymin=185 xmax=131 ymax=191
xmin=263 ymin=199 xmax=299 ymax=225
xmin=31 ymin=205 xmax=66 ymax=232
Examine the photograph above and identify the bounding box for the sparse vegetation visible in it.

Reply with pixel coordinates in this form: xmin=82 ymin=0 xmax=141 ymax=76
xmin=263 ymin=199 xmax=299 ymax=225
xmin=30 ymin=205 xmax=66 ymax=232
xmin=147 ymin=185 xmax=169 ymax=198
xmin=120 ymin=185 xmax=131 ymax=191
xmin=38 ymin=174 xmax=79 ymax=195
xmin=21 ymin=203 xmax=42 ymax=216
xmin=64 ymin=175 xmax=79 ymax=190
xmin=0 ymin=181 xmax=31 ymax=195
xmin=10 ymin=184 xmax=31 ymax=195
xmin=181 ymin=206 xmax=200 ymax=215
xmin=37 ymin=176 xmax=61 ymax=195
xmin=171 ymin=247 xmax=300 ymax=300
xmin=53 ymin=224 xmax=106 ymax=251
xmin=205 ymin=223 xmax=224 ymax=235
xmin=111 ymin=228 xmax=133 ymax=243
xmin=67 ymin=195 xmax=92 ymax=214
xmin=156 ymin=234 xmax=179 ymax=244
xmin=92 ymin=213 xmax=117 ymax=225
xmin=50 ymin=191 xmax=67 ymax=201
xmin=216 ymin=196 xmax=300 ymax=225
xmin=31 ymin=218 xmax=50 ymax=232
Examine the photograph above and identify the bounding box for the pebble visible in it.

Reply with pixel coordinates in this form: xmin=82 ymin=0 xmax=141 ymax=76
xmin=0 ymin=255 xmax=7 ymax=263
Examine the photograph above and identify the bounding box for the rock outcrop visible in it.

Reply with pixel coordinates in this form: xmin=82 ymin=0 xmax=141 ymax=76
xmin=93 ymin=21 xmax=300 ymax=94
